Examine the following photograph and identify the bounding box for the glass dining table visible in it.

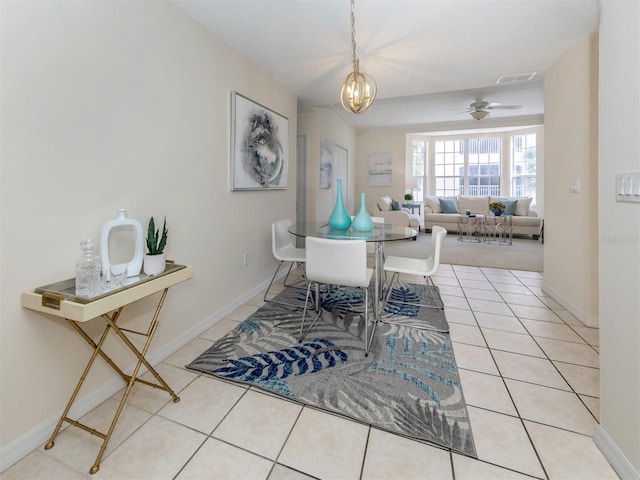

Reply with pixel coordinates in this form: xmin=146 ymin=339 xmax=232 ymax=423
xmin=288 ymin=221 xmax=418 ymax=320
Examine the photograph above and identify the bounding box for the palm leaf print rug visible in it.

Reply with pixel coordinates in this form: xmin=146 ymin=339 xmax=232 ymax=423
xmin=187 ymin=283 xmax=477 ymax=457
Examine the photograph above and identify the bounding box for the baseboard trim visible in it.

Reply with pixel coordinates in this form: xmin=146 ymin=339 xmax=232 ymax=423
xmin=594 ymin=425 xmax=640 ymax=480
xmin=541 ymin=281 xmax=599 ymax=327
xmin=0 ymin=276 xmax=273 ymax=473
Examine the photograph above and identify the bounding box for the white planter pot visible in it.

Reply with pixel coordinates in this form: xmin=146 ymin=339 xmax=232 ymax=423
xmin=143 ymin=253 xmax=166 ymax=276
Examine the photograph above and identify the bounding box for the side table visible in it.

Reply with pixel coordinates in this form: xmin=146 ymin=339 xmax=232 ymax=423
xmin=402 ymin=202 xmax=421 ymax=215
xmin=22 ymin=263 xmax=194 ymax=474
xmin=483 ymin=215 xmax=513 ymax=245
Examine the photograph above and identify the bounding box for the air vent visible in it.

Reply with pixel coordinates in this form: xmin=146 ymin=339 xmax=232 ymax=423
xmin=496 ymin=72 xmax=538 ymax=84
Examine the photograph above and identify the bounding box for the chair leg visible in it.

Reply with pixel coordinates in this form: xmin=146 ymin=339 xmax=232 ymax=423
xmin=283 ymin=262 xmax=305 ymax=288
xmin=298 ymin=282 xmax=322 ymax=343
xmin=265 ymin=261 xmax=311 ymax=308
xmin=263 ymin=262 xmax=283 ymax=302
xmin=382 ymin=272 xmax=399 ymax=309
xmin=363 ymin=286 xmax=379 ymax=356
xmin=425 ymin=275 xmax=447 ymax=325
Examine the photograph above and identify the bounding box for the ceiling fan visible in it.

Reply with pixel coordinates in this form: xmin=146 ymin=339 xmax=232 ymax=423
xmin=455 ymin=98 xmax=523 ymax=120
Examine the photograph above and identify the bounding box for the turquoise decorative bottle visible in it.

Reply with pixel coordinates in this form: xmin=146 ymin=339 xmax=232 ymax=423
xmin=328 ymin=179 xmax=351 ymax=230
xmin=352 ymin=192 xmax=374 ymax=231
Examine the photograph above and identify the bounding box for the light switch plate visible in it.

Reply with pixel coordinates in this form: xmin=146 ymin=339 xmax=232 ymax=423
xmin=616 ymin=171 xmax=640 ymax=203
xmin=569 ymin=179 xmax=580 ymax=193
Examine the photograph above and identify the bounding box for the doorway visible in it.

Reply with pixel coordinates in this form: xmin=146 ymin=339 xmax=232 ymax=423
xmin=296 ymin=134 xmax=308 ymax=247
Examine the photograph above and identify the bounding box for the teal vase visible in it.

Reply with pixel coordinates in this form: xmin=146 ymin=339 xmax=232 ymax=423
xmin=352 ymin=192 xmax=374 ymax=231
xmin=329 ymin=179 xmax=351 ymax=230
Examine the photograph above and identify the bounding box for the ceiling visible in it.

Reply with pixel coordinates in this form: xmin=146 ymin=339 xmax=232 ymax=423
xmin=172 ymin=0 xmax=599 ymax=130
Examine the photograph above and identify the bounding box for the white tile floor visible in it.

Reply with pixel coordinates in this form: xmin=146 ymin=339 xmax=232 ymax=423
xmin=2 ymin=264 xmax=621 ymax=480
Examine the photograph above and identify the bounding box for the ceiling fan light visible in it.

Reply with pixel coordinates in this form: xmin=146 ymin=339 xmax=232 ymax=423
xmin=470 ymin=110 xmax=489 ymax=121
xmin=340 ymin=70 xmax=377 ymax=114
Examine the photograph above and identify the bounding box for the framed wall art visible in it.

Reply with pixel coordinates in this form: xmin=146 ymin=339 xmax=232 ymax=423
xmin=320 ymin=137 xmax=333 ymax=189
xmin=231 ymin=92 xmax=289 ymax=191
xmin=368 ymin=152 xmax=392 ymax=186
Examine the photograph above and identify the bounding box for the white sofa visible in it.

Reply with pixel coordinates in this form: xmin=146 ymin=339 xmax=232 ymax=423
xmin=375 ymin=196 xmax=422 ymax=235
xmin=423 ymin=195 xmax=543 ymax=239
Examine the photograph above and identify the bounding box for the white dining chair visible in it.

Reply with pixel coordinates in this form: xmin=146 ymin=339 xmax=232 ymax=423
xmin=382 ymin=225 xmax=448 ymax=331
xmin=300 ymin=237 xmax=376 ymax=355
xmin=264 ymin=219 xmax=306 ymax=302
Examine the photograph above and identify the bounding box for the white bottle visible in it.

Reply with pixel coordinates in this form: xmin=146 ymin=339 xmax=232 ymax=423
xmin=76 ymin=239 xmax=101 ymax=297
xmin=101 ymin=209 xmax=144 ymax=281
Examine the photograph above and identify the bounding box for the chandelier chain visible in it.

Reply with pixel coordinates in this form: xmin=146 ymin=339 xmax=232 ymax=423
xmin=340 ymin=0 xmax=376 ymax=114
xmin=350 ymin=0 xmax=359 ymax=72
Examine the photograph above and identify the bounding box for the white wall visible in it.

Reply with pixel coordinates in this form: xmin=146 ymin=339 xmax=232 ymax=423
xmin=543 ymin=35 xmax=600 ymax=327
xmin=0 ymin=0 xmax=297 ymax=462
xmin=298 ymin=107 xmax=357 ymax=221
xmin=355 ymin=127 xmax=408 ymax=214
xmin=597 ymin=0 xmax=640 ymax=475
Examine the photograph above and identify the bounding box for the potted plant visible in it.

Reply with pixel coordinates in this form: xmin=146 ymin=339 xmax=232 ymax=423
xmin=143 ymin=216 xmax=168 ymax=275
xmin=489 ymin=201 xmax=506 ymax=216
xmin=404 ymin=193 xmax=413 ymax=202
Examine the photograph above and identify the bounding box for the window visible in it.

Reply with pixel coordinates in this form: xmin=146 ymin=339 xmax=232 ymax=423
xmin=434 ymin=140 xmax=465 ymax=197
xmin=411 ymin=140 xmax=426 ymax=201
xmin=433 ymin=137 xmax=501 ymax=197
xmin=511 ymin=133 xmax=537 ymax=203
xmin=411 ymin=129 xmax=538 ymax=201
xmin=467 ymin=137 xmax=501 ymax=196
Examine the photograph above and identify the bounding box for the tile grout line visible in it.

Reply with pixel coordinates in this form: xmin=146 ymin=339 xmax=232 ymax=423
xmin=452 ymin=266 xmax=551 ymax=480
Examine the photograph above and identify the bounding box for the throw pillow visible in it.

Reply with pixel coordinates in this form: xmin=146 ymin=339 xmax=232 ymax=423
xmin=515 ymin=197 xmax=533 ymax=216
xmin=503 ymin=199 xmax=518 ymax=216
xmin=391 ymin=199 xmax=402 ymax=211
xmin=439 ymin=198 xmax=459 ymax=214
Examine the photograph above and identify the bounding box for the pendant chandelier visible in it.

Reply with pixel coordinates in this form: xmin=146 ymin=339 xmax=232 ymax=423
xmin=340 ymin=0 xmax=377 ymax=114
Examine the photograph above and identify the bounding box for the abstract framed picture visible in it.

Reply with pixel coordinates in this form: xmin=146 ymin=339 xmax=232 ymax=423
xmin=231 ymin=92 xmax=288 ymax=190
xmin=320 ymin=137 xmax=333 ymax=189
xmin=368 ymin=152 xmax=392 ymax=186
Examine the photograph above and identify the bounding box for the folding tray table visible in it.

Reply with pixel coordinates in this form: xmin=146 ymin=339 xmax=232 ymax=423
xmin=21 ymin=262 xmax=194 ymax=474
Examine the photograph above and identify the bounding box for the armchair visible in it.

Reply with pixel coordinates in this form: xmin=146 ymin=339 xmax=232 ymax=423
xmin=375 ymin=196 xmax=422 ymax=235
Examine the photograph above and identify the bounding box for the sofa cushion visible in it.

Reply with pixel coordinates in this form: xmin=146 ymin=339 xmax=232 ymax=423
xmin=511 ymin=215 xmax=542 ymax=227
xmin=458 ymin=195 xmax=489 ymax=215
xmin=515 ymin=197 xmax=533 ymax=216
xmin=439 ymin=198 xmax=459 ymax=214
xmin=424 ymin=213 xmax=461 ymax=224
xmin=425 ymin=196 xmax=442 ymax=213
xmin=391 ymin=199 xmax=402 ymax=210
xmin=377 ymin=196 xmax=392 ymax=212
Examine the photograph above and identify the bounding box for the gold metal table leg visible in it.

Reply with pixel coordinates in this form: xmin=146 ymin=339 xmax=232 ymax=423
xmin=44 ymin=288 xmax=179 ymax=475
xmin=44 ymin=315 xmax=116 ymax=451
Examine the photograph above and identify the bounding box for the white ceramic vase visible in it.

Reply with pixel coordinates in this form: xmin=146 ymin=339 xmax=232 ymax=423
xmin=101 ymin=208 xmax=144 ymax=281
xmin=143 ymin=253 xmax=166 ymax=276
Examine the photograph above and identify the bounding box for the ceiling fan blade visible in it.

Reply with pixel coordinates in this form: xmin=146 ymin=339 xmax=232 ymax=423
xmin=487 ymin=104 xmax=522 ymax=110
xmin=447 ymin=110 xmax=472 ymax=117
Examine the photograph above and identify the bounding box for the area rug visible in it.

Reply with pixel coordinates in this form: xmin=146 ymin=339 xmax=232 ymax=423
xmin=187 ymin=285 xmax=477 ymax=457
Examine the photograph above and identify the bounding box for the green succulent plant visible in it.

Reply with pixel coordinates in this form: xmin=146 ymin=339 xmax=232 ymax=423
xmin=404 ymin=193 xmax=413 ymax=201
xmin=146 ymin=216 xmax=168 ymax=255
